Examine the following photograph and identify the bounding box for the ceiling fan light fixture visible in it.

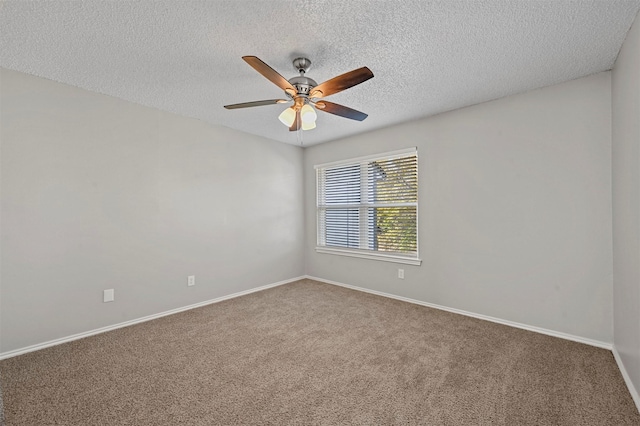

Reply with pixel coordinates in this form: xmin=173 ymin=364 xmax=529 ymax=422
xmin=278 ymin=107 xmax=296 ymax=127
xmin=300 ymin=104 xmax=317 ymax=124
xmin=302 ymin=120 xmax=316 ymax=131
xmin=225 ymin=56 xmax=373 ymax=133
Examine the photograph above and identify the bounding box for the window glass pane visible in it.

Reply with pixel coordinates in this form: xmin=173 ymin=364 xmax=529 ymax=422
xmin=367 ymin=156 xmax=418 ymax=203
xmin=324 ymin=208 xmax=360 ymax=248
xmin=324 ymin=164 xmax=361 ymax=204
xmin=370 ymin=206 xmax=417 ymax=253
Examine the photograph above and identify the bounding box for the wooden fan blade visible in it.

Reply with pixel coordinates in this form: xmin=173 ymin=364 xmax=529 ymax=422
xmin=289 ymin=110 xmax=301 ymax=131
xmin=224 ymin=99 xmax=289 ymax=109
xmin=242 ymin=56 xmax=297 ymax=95
xmin=315 ymin=101 xmax=368 ymax=121
xmin=310 ymin=67 xmax=374 ymax=98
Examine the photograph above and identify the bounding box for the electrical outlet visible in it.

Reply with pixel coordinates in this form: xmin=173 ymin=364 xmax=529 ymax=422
xmin=188 ymin=275 xmax=195 ymax=286
xmin=103 ymin=289 xmax=115 ymax=303
xmin=398 ymin=269 xmax=404 ymax=279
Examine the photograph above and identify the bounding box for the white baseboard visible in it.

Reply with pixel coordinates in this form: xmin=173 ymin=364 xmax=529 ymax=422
xmin=305 ymin=275 xmax=613 ymax=350
xmin=612 ymin=346 xmax=640 ymax=412
xmin=0 ymin=276 xmax=305 ymax=360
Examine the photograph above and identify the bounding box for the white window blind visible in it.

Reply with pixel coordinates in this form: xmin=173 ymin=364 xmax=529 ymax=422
xmin=316 ymin=149 xmax=419 ymax=263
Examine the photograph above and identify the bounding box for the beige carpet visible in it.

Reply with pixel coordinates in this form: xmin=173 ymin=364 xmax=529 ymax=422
xmin=1 ymin=279 xmax=638 ymax=425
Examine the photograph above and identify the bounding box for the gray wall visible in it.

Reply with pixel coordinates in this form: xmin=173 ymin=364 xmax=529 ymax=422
xmin=0 ymin=64 xmax=621 ymax=357
xmin=305 ymin=72 xmax=613 ymax=343
xmin=613 ymin=12 xmax=640 ymax=401
xmin=0 ymin=69 xmax=305 ymax=353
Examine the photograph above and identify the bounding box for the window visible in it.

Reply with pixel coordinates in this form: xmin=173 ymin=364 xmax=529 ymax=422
xmin=315 ymin=148 xmax=420 ymax=265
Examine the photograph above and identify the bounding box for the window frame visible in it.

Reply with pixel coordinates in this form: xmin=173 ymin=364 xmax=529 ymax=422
xmin=315 ymin=148 xmax=421 ymax=266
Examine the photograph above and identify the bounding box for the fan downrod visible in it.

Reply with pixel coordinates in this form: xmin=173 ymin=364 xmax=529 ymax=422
xmin=292 ymin=57 xmax=311 ymax=74
xmin=288 ymin=57 xmax=317 ymax=97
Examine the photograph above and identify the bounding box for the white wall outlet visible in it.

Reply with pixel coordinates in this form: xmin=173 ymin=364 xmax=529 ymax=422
xmin=103 ymin=289 xmax=115 ymax=303
xmin=188 ymin=275 xmax=195 ymax=286
xmin=398 ymin=269 xmax=405 ymax=279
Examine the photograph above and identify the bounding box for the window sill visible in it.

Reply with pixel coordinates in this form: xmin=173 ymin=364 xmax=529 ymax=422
xmin=315 ymin=247 xmax=422 ymax=266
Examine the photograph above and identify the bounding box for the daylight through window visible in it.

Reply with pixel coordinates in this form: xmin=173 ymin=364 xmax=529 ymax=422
xmin=315 ymin=148 xmax=419 ymax=264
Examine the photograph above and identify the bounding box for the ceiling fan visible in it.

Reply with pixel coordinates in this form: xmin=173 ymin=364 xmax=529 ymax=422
xmin=224 ymin=56 xmax=374 ymax=131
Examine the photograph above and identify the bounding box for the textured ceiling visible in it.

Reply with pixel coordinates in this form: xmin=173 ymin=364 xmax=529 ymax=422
xmin=1 ymin=1 xmax=639 ymax=146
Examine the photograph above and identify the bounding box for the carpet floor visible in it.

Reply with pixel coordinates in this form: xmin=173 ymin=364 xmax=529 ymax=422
xmin=1 ymin=279 xmax=638 ymax=425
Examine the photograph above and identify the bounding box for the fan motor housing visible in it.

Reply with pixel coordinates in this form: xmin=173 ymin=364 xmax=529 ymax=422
xmin=288 ymin=75 xmax=318 ymax=97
